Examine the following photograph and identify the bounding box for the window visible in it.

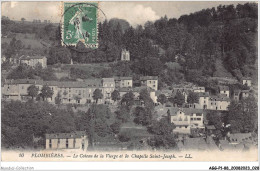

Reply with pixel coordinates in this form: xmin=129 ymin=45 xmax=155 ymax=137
xmin=185 ymin=126 xmax=188 ymax=128
xmin=149 ymin=81 xmax=152 ymax=84
xmin=179 ymin=126 xmax=182 ymax=128
xmin=49 ymin=139 xmax=52 ymax=149
xmin=66 ymin=138 xmax=69 ymax=149
xmin=197 ymin=118 xmax=201 ymax=120
xmin=73 ymin=139 xmax=76 ymax=148
xmin=191 ymin=118 xmax=193 ymax=120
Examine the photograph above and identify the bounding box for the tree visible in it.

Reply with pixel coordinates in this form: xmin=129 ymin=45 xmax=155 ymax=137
xmin=118 ymin=130 xmax=132 ymax=142
xmin=74 ymin=95 xmax=82 ymax=104
xmin=115 ymin=105 xmax=129 ymax=123
xmin=92 ymin=89 xmax=103 ymax=103
xmin=2 ymin=100 xmax=76 ymax=148
xmin=187 ymin=92 xmax=199 ymax=104
xmin=157 ymin=94 xmax=167 ymax=105
xmin=139 ymin=89 xmax=154 ymax=110
xmin=40 ymin=85 xmax=54 ymax=101
xmin=55 ymin=92 xmax=62 ymax=105
xmin=121 ymin=91 xmax=135 ymax=110
xmin=228 ymin=96 xmax=257 ymax=133
xmin=27 ymin=85 xmax=39 ymax=99
xmin=147 ymin=117 xmax=177 ymax=149
xmin=21 ymin=18 xmax=26 ymax=23
xmin=173 ymin=91 xmax=185 ymax=106
xmin=110 ymin=121 xmax=121 ymax=134
xmin=206 ymin=111 xmax=223 ymax=138
xmin=133 ymin=106 xmax=152 ymax=126
xmin=111 ymin=90 xmax=120 ymax=103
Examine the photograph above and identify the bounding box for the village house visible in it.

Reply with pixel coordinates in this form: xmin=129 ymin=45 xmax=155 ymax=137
xmin=233 ymin=90 xmax=241 ymax=101
xmin=193 ymin=92 xmax=209 ymax=109
xmin=219 ymin=133 xmax=256 ymax=151
xmin=140 ymin=76 xmax=158 ymax=91
xmin=219 ymin=85 xmax=230 ymax=97
xmin=168 ymin=108 xmax=204 ymax=135
xmin=102 ymin=78 xmax=115 ymax=104
xmin=2 ymin=79 xmax=43 ymax=101
xmin=177 ymin=136 xmax=218 ymax=151
xmin=208 ymin=95 xmax=230 ymax=111
xmin=241 ymin=90 xmax=250 ymax=99
xmin=1 ymin=55 xmax=6 ymax=64
xmin=45 ymin=131 xmax=88 ymax=151
xmin=121 ymin=49 xmax=130 ymax=61
xmin=192 ymin=86 xmax=205 ymax=93
xmin=114 ymin=76 xmax=133 ymax=88
xmin=19 ymin=55 xmax=47 ymax=68
xmin=242 ymin=77 xmax=252 ymax=87
xmin=155 ymin=89 xmax=173 ymax=99
xmin=118 ymin=86 xmax=157 ymax=105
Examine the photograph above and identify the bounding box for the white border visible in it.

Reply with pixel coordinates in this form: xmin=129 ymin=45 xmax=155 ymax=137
xmin=1 ymin=0 xmax=259 ymax=170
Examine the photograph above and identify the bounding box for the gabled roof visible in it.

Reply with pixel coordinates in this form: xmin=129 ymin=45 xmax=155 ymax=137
xmin=102 ymin=78 xmax=114 ymax=82
xmin=5 ymin=79 xmax=44 ymax=85
xmin=155 ymin=89 xmax=173 ymax=96
xmin=229 ymin=133 xmax=252 ymax=142
xmin=46 ymin=131 xmax=86 ymax=139
xmin=209 ymin=94 xmax=230 ymax=101
xmin=197 ymin=92 xmax=209 ymax=97
xmin=20 ymin=55 xmax=46 ymax=60
xmin=114 ymin=76 xmax=132 ymax=81
xmin=241 ymin=90 xmax=250 ymax=93
xmin=140 ymin=76 xmax=158 ymax=80
xmin=242 ymin=77 xmax=251 ymax=80
xmin=167 ymin=107 xmax=204 ymax=116
xmin=219 ymin=86 xmax=229 ymax=91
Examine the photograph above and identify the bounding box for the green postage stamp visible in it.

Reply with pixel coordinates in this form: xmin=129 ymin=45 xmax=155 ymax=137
xmin=62 ymin=2 xmax=98 ymax=49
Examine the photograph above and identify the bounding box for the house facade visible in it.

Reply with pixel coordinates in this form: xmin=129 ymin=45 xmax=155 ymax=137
xmin=140 ymin=76 xmax=158 ymax=91
xmin=115 ymin=77 xmax=133 ymax=88
xmin=168 ymin=108 xmax=204 ymax=135
xmin=242 ymin=77 xmax=252 ymax=87
xmin=208 ymin=95 xmax=230 ymax=111
xmin=19 ymin=55 xmax=47 ymax=68
xmin=219 ymin=86 xmax=230 ymax=97
xmin=102 ymin=78 xmax=115 ymax=104
xmin=45 ymin=131 xmax=88 ymax=151
xmin=121 ymin=49 xmax=130 ymax=61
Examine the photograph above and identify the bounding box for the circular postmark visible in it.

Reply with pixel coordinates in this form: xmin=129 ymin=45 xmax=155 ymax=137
xmin=59 ymin=2 xmax=107 ymax=53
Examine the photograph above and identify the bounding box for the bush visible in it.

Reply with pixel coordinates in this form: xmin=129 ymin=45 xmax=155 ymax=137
xmin=118 ymin=130 xmax=132 ymax=142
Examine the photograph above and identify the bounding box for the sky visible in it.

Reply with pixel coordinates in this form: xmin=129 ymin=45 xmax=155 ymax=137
xmin=2 ymin=1 xmax=250 ymax=26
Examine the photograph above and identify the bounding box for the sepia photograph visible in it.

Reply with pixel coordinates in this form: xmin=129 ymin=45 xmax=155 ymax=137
xmin=0 ymin=0 xmax=259 ymax=170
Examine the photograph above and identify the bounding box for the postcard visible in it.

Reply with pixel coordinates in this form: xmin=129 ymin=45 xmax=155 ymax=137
xmin=1 ymin=1 xmax=258 ymax=166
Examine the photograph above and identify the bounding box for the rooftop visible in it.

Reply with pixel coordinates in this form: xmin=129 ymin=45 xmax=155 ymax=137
xmin=5 ymin=79 xmax=102 ymax=88
xmin=242 ymin=77 xmax=252 ymax=80
xmin=46 ymin=131 xmax=86 ymax=139
xmin=209 ymin=95 xmax=230 ymax=101
xmin=114 ymin=76 xmax=132 ymax=81
xmin=20 ymin=55 xmax=46 ymax=60
xmin=229 ymin=133 xmax=252 ymax=142
xmin=219 ymin=86 xmax=229 ymax=91
xmin=196 ymin=92 xmax=210 ymax=97
xmin=140 ymin=76 xmax=158 ymax=80
xmin=102 ymin=78 xmax=114 ymax=82
xmin=167 ymin=107 xmax=204 ymax=116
